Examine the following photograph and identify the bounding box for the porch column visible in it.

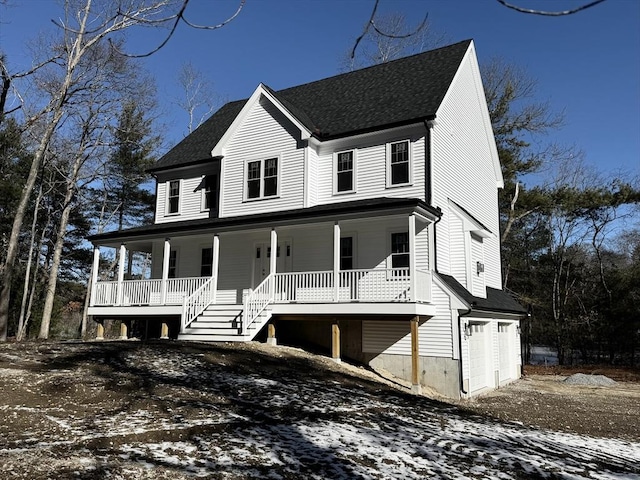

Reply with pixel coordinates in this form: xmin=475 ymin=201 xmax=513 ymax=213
xmin=270 ymin=229 xmax=277 ymax=275
xmin=161 ymin=238 xmax=171 ymax=305
xmin=333 ymin=222 xmax=340 ymax=302
xmin=116 ymin=244 xmax=126 ymax=305
xmin=89 ymin=246 xmax=100 ymax=307
xmin=212 ymin=235 xmax=220 ymax=304
xmin=408 ymin=214 xmax=416 ymax=302
xmin=267 ymin=322 xmax=277 ymax=346
xmin=95 ymin=320 xmax=104 ymax=340
xmin=331 ymin=321 xmax=341 ymax=363
xmin=411 ymin=316 xmax=422 ymax=394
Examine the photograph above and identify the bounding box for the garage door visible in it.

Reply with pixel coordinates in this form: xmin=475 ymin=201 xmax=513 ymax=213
xmin=468 ymin=322 xmax=489 ymax=392
xmin=498 ymin=323 xmax=512 ymax=383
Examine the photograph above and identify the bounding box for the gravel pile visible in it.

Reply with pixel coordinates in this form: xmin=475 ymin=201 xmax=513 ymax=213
xmin=564 ymin=373 xmax=616 ymax=386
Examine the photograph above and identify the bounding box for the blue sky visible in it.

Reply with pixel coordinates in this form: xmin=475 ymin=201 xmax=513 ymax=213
xmin=1 ymin=0 xmax=638 ymax=178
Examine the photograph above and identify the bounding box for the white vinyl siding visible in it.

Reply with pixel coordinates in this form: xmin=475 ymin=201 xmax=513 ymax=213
xmin=432 ymin=47 xmax=502 ymax=289
xmin=448 ymin=214 xmax=467 ymax=288
xmin=471 ymin=234 xmax=486 ymax=297
xmin=306 ymin=147 xmax=319 ymax=207
xmin=315 ymin=135 xmax=425 ymax=205
xmin=155 ymin=165 xmax=219 ymax=224
xmin=221 ymin=97 xmax=304 ymax=217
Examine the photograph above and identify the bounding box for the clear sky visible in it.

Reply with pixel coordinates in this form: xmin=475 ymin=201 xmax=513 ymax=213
xmin=1 ymin=0 xmax=639 ymax=178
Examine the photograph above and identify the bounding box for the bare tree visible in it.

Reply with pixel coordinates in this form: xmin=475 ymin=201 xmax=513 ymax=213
xmin=176 ymin=62 xmax=224 ymax=135
xmin=0 ymin=0 xmax=243 ymax=341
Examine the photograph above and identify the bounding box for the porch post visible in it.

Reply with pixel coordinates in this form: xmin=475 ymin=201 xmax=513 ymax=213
xmin=270 ymin=229 xmax=277 ymax=275
xmin=161 ymin=238 xmax=171 ymax=305
xmin=331 ymin=320 xmax=341 ymax=363
xmin=90 ymin=246 xmax=100 ymax=307
xmin=119 ymin=319 xmax=128 ymax=340
xmin=333 ymin=222 xmax=340 ymax=302
xmin=161 ymin=322 xmax=169 ymax=339
xmin=408 ymin=214 xmax=416 ymax=302
xmin=212 ymin=235 xmax=220 ymax=304
xmin=411 ymin=316 xmax=422 ymax=394
xmin=116 ymin=244 xmax=126 ymax=305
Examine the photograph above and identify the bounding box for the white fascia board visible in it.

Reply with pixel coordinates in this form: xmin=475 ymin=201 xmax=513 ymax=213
xmin=211 ymin=84 xmax=311 ymax=157
xmin=448 ymin=199 xmax=495 ymax=239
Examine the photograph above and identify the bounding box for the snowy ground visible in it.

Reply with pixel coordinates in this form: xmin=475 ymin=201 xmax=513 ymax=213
xmin=0 ymin=341 xmax=638 ymax=479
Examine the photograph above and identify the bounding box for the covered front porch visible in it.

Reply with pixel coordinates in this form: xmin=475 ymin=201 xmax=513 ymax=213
xmin=87 ymin=199 xmax=439 ymax=336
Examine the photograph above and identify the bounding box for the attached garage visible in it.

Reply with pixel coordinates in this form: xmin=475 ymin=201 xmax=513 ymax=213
xmin=468 ymin=322 xmax=491 ymax=393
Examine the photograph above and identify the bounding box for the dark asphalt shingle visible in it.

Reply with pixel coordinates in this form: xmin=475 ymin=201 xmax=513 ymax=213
xmin=151 ymin=40 xmax=472 ymax=172
xmin=438 ymin=273 xmax=527 ymax=315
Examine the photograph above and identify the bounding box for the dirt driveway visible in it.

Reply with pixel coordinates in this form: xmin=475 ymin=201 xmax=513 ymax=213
xmin=459 ymin=372 xmax=640 ymax=442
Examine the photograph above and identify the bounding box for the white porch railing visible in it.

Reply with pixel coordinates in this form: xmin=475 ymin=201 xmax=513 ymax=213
xmin=181 ymin=277 xmax=216 ymax=332
xmin=242 ymin=273 xmax=274 ymax=334
xmin=91 ymin=277 xmax=210 ymax=306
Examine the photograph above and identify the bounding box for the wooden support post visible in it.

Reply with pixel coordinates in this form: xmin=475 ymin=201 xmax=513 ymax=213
xmin=266 ymin=322 xmax=277 ymax=346
xmin=160 ymin=322 xmax=169 ymax=340
xmin=119 ymin=320 xmax=128 ymax=340
xmin=411 ymin=316 xmax=422 ymax=394
xmin=332 ymin=321 xmax=341 ymax=363
xmin=95 ymin=320 xmax=104 ymax=340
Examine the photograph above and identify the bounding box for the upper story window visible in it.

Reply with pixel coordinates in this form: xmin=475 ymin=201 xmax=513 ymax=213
xmin=335 ymin=150 xmax=355 ymax=194
xmin=387 ymin=140 xmax=411 ymax=187
xmin=202 ymin=174 xmax=219 ymax=211
xmin=246 ymin=157 xmax=278 ymax=200
xmin=167 ymin=180 xmax=180 ymax=215
xmin=390 ymin=231 xmax=409 ymax=269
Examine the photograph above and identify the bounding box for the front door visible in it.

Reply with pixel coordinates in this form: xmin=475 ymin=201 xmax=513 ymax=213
xmin=252 ymin=240 xmax=292 ymax=287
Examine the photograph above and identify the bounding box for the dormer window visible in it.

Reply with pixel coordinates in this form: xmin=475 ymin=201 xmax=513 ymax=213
xmin=246 ymin=157 xmax=278 ymax=200
xmin=387 ymin=140 xmax=411 ymax=187
xmin=335 ymin=150 xmax=355 ymax=194
xmin=167 ymin=180 xmax=180 ymax=215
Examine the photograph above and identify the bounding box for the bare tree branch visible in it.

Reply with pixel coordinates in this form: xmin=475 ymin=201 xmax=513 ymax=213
xmin=496 ymin=0 xmax=607 ymax=16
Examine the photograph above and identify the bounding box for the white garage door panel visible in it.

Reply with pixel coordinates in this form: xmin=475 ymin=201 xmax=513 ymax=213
xmin=498 ymin=323 xmax=512 ymax=383
xmin=468 ymin=323 xmax=488 ymax=392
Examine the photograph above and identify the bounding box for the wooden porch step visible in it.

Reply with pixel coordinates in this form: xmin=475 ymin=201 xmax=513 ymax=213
xmin=178 ymin=305 xmax=271 ymax=342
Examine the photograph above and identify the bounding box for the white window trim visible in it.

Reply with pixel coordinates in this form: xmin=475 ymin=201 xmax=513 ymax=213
xmin=385 ymin=139 xmax=413 ymax=188
xmin=333 ymin=149 xmax=357 ymax=195
xmin=200 ymin=174 xmax=218 ymax=212
xmin=243 ymin=155 xmax=282 ymax=202
xmin=386 ymin=228 xmax=410 ymax=270
xmin=165 ymin=179 xmax=182 ymax=216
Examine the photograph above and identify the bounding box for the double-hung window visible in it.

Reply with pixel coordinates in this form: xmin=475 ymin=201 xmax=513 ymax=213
xmin=168 ymin=250 xmax=177 ymax=278
xmin=390 ymin=232 xmax=410 ymax=270
xmin=246 ymin=157 xmax=278 ymax=200
xmin=387 ymin=140 xmax=411 ymax=186
xmin=202 ymin=174 xmax=218 ymax=211
xmin=167 ymin=180 xmax=180 ymax=214
xmin=335 ymin=150 xmax=355 ymax=193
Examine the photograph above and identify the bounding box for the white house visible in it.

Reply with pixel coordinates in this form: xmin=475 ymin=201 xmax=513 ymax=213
xmin=87 ymin=40 xmax=527 ymax=399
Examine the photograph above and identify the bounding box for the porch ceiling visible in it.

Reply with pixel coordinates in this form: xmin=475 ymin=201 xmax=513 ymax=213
xmin=89 ymin=197 xmax=441 ymax=246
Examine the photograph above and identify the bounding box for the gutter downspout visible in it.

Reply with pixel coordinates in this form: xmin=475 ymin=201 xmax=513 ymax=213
xmin=458 ymin=304 xmax=475 ymax=396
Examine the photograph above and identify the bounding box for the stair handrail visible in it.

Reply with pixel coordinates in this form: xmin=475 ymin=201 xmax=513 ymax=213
xmin=243 ymin=273 xmax=274 ymax=334
xmin=181 ymin=276 xmax=216 ymax=333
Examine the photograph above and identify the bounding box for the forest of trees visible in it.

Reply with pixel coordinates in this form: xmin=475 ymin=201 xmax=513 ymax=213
xmin=0 ymin=1 xmax=637 ymax=365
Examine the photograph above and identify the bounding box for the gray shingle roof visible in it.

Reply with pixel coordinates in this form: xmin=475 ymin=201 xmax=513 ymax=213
xmin=438 ymin=273 xmax=527 ymax=315
xmin=151 ymin=40 xmax=472 ymax=172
